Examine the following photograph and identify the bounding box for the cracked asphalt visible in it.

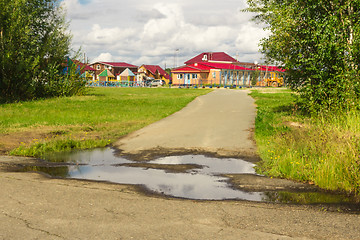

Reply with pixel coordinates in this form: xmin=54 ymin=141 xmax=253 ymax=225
xmin=1 ymin=89 xmax=360 ymax=239
xmin=1 ymin=168 xmax=360 ymax=240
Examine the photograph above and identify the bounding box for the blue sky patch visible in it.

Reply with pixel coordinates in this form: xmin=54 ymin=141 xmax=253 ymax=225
xmin=78 ymin=0 xmax=92 ymax=5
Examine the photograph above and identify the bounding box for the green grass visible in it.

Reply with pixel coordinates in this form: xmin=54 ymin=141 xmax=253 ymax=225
xmin=1 ymin=87 xmax=212 ymax=157
xmin=250 ymin=89 xmax=360 ymax=195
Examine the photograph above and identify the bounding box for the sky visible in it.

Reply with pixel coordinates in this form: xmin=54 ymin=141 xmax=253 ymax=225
xmin=61 ymin=0 xmax=268 ymax=68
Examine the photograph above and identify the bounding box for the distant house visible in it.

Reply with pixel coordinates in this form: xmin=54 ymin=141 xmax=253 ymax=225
xmin=63 ymin=59 xmax=96 ymax=80
xmin=76 ymin=61 xmax=96 ymax=80
xmin=138 ymin=65 xmax=170 ymax=84
xmin=98 ymin=69 xmax=115 ymax=82
xmin=90 ymin=61 xmax=138 ymax=80
xmin=118 ymin=68 xmax=136 ymax=81
xmin=172 ymin=52 xmax=285 ymax=86
xmin=172 ymin=61 xmax=253 ymax=86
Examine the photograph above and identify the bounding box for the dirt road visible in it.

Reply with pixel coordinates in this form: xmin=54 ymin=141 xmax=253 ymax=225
xmin=1 ymin=89 xmax=360 ymax=239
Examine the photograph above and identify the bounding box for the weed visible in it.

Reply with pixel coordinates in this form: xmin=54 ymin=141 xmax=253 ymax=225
xmin=251 ymin=88 xmax=360 ymax=195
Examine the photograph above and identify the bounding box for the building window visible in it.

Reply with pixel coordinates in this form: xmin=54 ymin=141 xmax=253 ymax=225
xmin=177 ymin=74 xmax=183 ymax=79
xmin=97 ymin=65 xmax=100 ymax=70
xmin=192 ymin=74 xmax=197 ymax=79
xmin=212 ymin=72 xmax=216 ymax=78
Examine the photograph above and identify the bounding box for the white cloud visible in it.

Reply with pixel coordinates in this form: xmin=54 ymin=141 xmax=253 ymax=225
xmin=63 ymin=0 xmax=268 ymax=65
xmin=86 ymin=24 xmax=137 ymax=45
xmin=235 ymin=22 xmax=269 ymax=53
xmin=91 ymin=52 xmax=115 ymax=63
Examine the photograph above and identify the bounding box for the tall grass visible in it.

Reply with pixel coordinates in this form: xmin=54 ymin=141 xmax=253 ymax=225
xmin=251 ymin=89 xmax=360 ymax=195
xmin=1 ymin=88 xmax=211 ymax=157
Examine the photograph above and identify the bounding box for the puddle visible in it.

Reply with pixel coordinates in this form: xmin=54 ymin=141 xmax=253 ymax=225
xmin=19 ymin=148 xmax=360 ymax=207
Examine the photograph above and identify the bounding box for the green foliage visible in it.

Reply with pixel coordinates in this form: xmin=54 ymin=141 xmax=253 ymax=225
xmin=0 ymin=0 xmax=85 ymax=102
xmin=251 ymin=89 xmax=360 ymax=195
xmin=245 ymin=0 xmax=360 ymax=114
xmin=250 ymin=70 xmax=260 ymax=86
xmin=10 ymin=138 xmax=111 ymax=158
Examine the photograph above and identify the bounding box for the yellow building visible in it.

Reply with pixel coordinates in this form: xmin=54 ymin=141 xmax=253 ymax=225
xmin=138 ymin=65 xmax=170 ymax=84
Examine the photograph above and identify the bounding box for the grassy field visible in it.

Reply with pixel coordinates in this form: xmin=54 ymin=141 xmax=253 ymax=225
xmin=250 ymin=88 xmax=360 ymax=196
xmin=0 ymin=87 xmax=212 ymax=157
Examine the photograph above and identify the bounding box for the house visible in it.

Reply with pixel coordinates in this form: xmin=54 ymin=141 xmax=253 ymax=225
xmin=172 ymin=52 xmax=254 ymax=86
xmin=63 ymin=59 xmax=96 ymax=81
xmin=172 ymin=61 xmax=253 ymax=86
xmin=76 ymin=61 xmax=96 ymax=81
xmin=118 ymin=68 xmax=136 ymax=81
xmin=89 ymin=61 xmax=138 ymax=80
xmin=138 ymin=65 xmax=170 ymax=84
xmin=171 ymin=52 xmax=285 ymax=87
xmin=98 ymin=69 xmax=115 ymax=82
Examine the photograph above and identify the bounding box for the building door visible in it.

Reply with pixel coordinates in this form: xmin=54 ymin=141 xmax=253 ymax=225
xmin=185 ymin=74 xmax=191 ymax=85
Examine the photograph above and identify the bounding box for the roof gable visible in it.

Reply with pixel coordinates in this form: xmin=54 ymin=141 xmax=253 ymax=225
xmin=141 ymin=65 xmax=170 ymax=79
xmin=99 ymin=69 xmax=115 ymax=77
xmin=120 ymin=68 xmax=135 ymax=76
xmin=185 ymin=52 xmax=237 ymax=65
xmin=142 ymin=65 xmax=164 ymax=74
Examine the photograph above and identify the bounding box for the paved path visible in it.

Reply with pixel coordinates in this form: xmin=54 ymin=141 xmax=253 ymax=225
xmin=115 ymin=89 xmax=258 ymax=159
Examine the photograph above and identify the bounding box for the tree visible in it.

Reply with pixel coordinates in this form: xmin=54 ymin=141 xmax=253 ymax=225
xmin=245 ymin=0 xmax=360 ymax=114
xmin=0 ymin=0 xmax=85 ymax=103
xmin=251 ymin=69 xmax=260 ymax=86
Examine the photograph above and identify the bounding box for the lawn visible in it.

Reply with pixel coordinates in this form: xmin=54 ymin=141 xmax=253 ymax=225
xmin=0 ymin=87 xmax=212 ymax=157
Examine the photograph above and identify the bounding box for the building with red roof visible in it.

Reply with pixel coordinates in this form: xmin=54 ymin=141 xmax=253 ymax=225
xmin=63 ymin=59 xmax=96 ymax=81
xmin=172 ymin=61 xmax=253 ymax=86
xmin=172 ymin=52 xmax=285 ymax=86
xmin=72 ymin=60 xmax=96 ymax=74
xmin=89 ymin=61 xmax=138 ymax=81
xmin=138 ymin=65 xmax=170 ymax=84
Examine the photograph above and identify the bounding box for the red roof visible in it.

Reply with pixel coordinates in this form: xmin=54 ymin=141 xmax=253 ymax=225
xmin=142 ymin=65 xmax=170 ymax=79
xmin=85 ymin=65 xmax=96 ymax=71
xmin=258 ymin=65 xmax=285 ymax=72
xmin=172 ymin=63 xmax=214 ymax=72
xmin=185 ymin=52 xmax=237 ymax=65
xmin=172 ymin=62 xmax=254 ymax=73
xmin=200 ymin=62 xmax=253 ymax=71
xmin=72 ymin=60 xmax=96 ymax=73
xmin=100 ymin=62 xmax=138 ymax=68
xmin=173 ymin=62 xmax=285 ymax=74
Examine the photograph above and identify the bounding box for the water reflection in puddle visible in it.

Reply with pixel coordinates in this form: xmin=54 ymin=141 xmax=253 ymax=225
xmin=21 ymin=148 xmax=359 ymax=206
xmin=42 ymin=148 xmax=263 ymax=201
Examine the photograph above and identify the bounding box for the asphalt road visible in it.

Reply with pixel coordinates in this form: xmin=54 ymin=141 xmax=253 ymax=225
xmin=114 ymin=89 xmax=258 ymax=160
xmin=1 ymin=89 xmax=360 ymax=239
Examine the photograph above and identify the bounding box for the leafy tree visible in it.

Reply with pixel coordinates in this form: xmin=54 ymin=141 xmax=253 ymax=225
xmin=245 ymin=0 xmax=360 ymax=114
xmin=251 ymin=69 xmax=260 ymax=86
xmin=0 ymin=0 xmax=85 ymax=103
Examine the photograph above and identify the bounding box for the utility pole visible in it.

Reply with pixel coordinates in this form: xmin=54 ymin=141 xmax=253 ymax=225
xmin=174 ymin=49 xmax=179 ymax=68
